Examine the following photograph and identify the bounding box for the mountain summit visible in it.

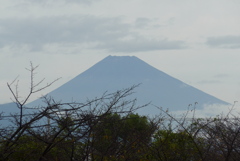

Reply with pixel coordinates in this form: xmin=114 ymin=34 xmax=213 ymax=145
xmin=27 ymin=55 xmax=228 ymax=114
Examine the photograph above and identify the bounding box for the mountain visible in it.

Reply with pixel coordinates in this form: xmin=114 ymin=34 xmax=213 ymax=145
xmin=27 ymin=55 xmax=228 ymax=114
xmin=1 ymin=56 xmax=229 ymax=116
xmin=0 ymin=102 xmax=18 ymax=114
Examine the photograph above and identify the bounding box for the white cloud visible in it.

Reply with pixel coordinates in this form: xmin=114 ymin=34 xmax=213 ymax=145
xmin=171 ymin=103 xmax=240 ymax=119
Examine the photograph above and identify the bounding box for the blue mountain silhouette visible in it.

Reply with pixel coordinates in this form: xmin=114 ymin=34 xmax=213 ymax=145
xmin=1 ymin=56 xmax=229 ymax=116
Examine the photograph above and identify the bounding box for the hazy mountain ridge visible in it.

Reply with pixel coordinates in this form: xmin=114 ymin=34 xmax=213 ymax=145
xmin=1 ymin=55 xmax=229 ymax=116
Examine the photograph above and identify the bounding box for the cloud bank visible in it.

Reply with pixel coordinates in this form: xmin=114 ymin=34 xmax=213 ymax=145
xmin=0 ymin=16 xmax=185 ymax=53
xmin=206 ymin=35 xmax=240 ymax=49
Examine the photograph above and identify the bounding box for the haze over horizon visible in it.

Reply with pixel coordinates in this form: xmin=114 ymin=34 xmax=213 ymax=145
xmin=0 ymin=0 xmax=240 ymax=108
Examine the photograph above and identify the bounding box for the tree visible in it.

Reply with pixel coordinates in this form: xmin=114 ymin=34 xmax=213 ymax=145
xmin=2 ymin=63 xmax=240 ymax=161
xmin=89 ymin=113 xmax=157 ymax=160
xmin=151 ymin=129 xmax=203 ymax=161
xmin=0 ymin=63 xmax=146 ymax=161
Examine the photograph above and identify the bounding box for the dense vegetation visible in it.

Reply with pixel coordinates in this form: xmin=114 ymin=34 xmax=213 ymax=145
xmin=1 ymin=64 xmax=240 ymax=161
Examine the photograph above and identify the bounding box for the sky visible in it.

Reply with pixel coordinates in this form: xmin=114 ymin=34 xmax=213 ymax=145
xmin=0 ymin=0 xmax=240 ymax=110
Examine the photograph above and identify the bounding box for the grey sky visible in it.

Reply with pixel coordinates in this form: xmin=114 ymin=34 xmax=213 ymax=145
xmin=0 ymin=0 xmax=240 ymax=108
xmin=0 ymin=16 xmax=185 ymax=52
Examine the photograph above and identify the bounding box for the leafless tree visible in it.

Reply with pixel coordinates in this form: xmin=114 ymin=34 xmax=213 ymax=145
xmin=0 ymin=63 xmax=148 ymax=161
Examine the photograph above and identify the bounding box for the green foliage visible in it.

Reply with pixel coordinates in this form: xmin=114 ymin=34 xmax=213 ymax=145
xmin=90 ymin=113 xmax=156 ymax=160
xmin=151 ymin=130 xmax=202 ymax=161
xmin=2 ymin=110 xmax=240 ymax=161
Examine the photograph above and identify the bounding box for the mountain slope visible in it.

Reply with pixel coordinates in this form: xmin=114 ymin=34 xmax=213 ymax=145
xmin=27 ymin=56 xmax=228 ymax=115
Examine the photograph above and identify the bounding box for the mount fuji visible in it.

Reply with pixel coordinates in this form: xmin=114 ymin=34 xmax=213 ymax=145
xmin=1 ymin=55 xmax=229 ymax=116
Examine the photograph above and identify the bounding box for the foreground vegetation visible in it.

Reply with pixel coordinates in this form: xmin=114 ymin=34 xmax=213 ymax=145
xmin=1 ymin=64 xmax=240 ymax=161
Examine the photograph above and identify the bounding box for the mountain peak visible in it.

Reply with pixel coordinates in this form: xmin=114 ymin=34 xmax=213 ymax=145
xmin=106 ymin=55 xmax=137 ymax=59
xmin=101 ymin=55 xmax=141 ymax=64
